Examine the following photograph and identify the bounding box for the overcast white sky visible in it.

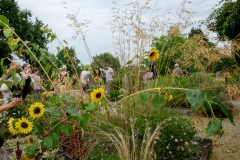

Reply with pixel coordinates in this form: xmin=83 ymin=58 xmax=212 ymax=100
xmin=16 ymin=0 xmax=219 ymax=65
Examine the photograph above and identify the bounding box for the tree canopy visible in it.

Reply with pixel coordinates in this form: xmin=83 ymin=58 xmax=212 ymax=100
xmin=56 ymin=47 xmax=81 ymax=75
xmin=90 ymin=52 xmax=121 ymax=72
xmin=206 ymin=0 xmax=240 ymax=41
xmin=0 ymin=0 xmax=48 ymax=74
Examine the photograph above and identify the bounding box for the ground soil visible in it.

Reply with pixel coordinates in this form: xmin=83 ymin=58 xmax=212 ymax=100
xmin=187 ymin=100 xmax=240 ymax=160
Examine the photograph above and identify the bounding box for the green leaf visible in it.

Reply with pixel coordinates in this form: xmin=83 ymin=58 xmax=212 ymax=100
xmin=84 ymin=102 xmax=95 ymax=111
xmin=10 ymin=69 xmax=16 ymax=77
xmin=64 ymin=49 xmax=68 ymax=58
xmin=50 ymin=34 xmax=56 ymax=42
xmin=3 ymin=28 xmax=14 ymax=38
xmin=186 ymin=89 xmax=207 ymax=111
xmin=45 ymin=108 xmax=62 ymax=116
xmin=66 ymin=108 xmax=79 ymax=116
xmin=0 ymin=15 xmax=9 ymax=28
xmin=49 ymin=96 xmax=58 ymax=106
xmin=213 ymin=97 xmax=235 ymax=125
xmin=43 ymin=132 xmax=59 ymax=147
xmin=47 ymin=33 xmax=51 ymax=38
xmin=59 ymin=124 xmax=73 ymax=136
xmin=45 ymin=64 xmax=52 ymax=73
xmin=33 ymin=121 xmax=44 ymax=135
xmin=4 ymin=81 xmax=12 ymax=89
xmin=12 ymin=77 xmax=20 ymax=85
xmin=39 ymin=55 xmax=46 ymax=64
xmin=7 ymin=37 xmax=20 ymax=51
xmin=56 ymin=46 xmax=60 ymax=52
xmin=76 ymin=114 xmax=90 ymax=130
xmin=138 ymin=92 xmax=149 ymax=105
xmin=152 ymin=93 xmax=164 ymax=110
xmin=126 ymin=60 xmax=132 ymax=65
xmin=206 ymin=118 xmax=222 ymax=137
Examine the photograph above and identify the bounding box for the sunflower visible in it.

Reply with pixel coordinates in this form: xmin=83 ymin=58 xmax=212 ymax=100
xmin=27 ymin=135 xmax=34 ymax=145
xmin=29 ymin=102 xmax=45 ymax=119
xmin=8 ymin=118 xmax=19 ymax=135
xmin=15 ymin=117 xmax=33 ymax=134
xmin=147 ymin=48 xmax=160 ymax=61
xmin=90 ymin=88 xmax=105 ymax=102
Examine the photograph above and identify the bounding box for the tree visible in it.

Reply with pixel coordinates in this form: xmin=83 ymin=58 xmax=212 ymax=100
xmin=151 ymin=31 xmax=187 ymax=75
xmin=206 ymin=0 xmax=240 ymax=41
xmin=188 ymin=27 xmax=215 ymax=47
xmin=56 ymin=47 xmax=81 ymax=75
xmin=0 ymin=0 xmax=48 ymax=74
xmin=90 ymin=52 xmax=121 ymax=72
xmin=206 ymin=0 xmax=240 ymax=65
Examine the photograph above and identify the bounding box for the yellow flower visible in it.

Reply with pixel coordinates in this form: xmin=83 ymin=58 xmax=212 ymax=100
xmin=8 ymin=118 xmax=19 ymax=135
xmin=29 ymin=102 xmax=45 ymax=119
xmin=193 ymin=121 xmax=197 ymax=127
xmin=154 ymin=151 xmax=157 ymax=159
xmin=94 ymin=77 xmax=98 ymax=82
xmin=15 ymin=117 xmax=33 ymax=134
xmin=24 ymin=155 xmax=35 ymax=160
xmin=27 ymin=135 xmax=34 ymax=145
xmin=90 ymin=88 xmax=105 ymax=102
xmin=41 ymin=92 xmax=46 ymax=101
xmin=168 ymin=95 xmax=173 ymax=101
xmin=147 ymin=48 xmax=160 ymax=61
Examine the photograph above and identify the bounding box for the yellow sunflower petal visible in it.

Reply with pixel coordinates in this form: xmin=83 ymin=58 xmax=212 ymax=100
xmin=90 ymin=88 xmax=105 ymax=102
xmin=29 ymin=102 xmax=45 ymax=119
xmin=8 ymin=118 xmax=19 ymax=135
xmin=15 ymin=117 xmax=33 ymax=134
xmin=8 ymin=126 xmax=19 ymax=135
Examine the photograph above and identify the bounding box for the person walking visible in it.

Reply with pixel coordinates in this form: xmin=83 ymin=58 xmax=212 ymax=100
xmin=31 ymin=67 xmax=42 ymax=93
xmin=101 ymin=64 xmax=114 ymax=99
xmin=172 ymin=64 xmax=183 ymax=76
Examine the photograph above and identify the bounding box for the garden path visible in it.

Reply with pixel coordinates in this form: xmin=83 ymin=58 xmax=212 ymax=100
xmin=188 ymin=100 xmax=240 ymax=160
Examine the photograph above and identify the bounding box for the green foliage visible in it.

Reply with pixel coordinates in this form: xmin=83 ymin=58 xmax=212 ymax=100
xmin=91 ymin=52 xmax=121 ymax=72
xmin=0 ymin=0 xmax=48 ymax=66
xmin=56 ymin=47 xmax=82 ymax=75
xmin=206 ymin=0 xmax=240 ymax=41
xmin=151 ymin=33 xmax=186 ymax=76
xmin=211 ymin=56 xmax=238 ymax=72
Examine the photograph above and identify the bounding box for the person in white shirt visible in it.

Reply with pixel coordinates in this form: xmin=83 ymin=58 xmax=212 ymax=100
xmin=0 ymin=62 xmax=21 ymax=104
xmin=80 ymin=66 xmax=90 ymax=91
xmin=101 ymin=64 xmax=114 ymax=99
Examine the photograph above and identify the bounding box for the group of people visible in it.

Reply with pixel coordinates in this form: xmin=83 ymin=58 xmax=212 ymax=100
xmin=0 ymin=62 xmax=42 ymax=113
xmin=79 ymin=64 xmax=114 ymax=99
xmin=143 ymin=63 xmax=183 ymax=84
xmin=0 ymin=62 xmax=42 ymax=104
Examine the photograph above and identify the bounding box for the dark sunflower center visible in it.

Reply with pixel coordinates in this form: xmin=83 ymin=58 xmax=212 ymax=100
xmin=150 ymin=52 xmax=154 ymax=56
xmin=29 ymin=138 xmax=33 ymax=143
xmin=96 ymin=93 xmax=102 ymax=98
xmin=34 ymin=107 xmax=41 ymax=114
xmin=21 ymin=122 xmax=28 ymax=128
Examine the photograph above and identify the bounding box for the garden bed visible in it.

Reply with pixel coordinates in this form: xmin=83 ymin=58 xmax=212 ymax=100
xmin=192 ymin=138 xmax=212 ymax=160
